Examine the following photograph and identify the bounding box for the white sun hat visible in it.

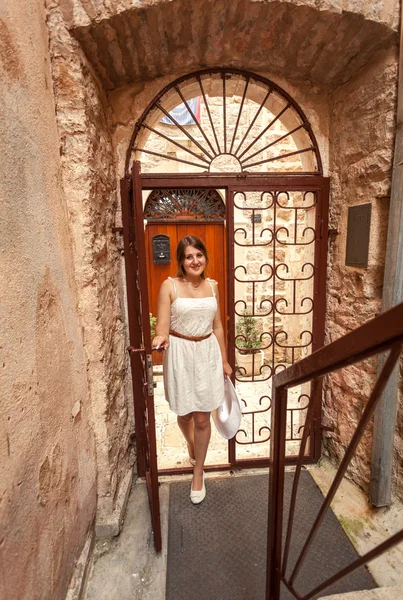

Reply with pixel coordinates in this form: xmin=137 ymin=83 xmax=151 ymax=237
xmin=212 ymin=377 xmax=242 ymax=440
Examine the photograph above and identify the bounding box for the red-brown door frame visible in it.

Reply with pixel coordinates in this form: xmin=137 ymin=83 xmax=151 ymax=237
xmin=120 ymin=164 xmax=162 ymax=552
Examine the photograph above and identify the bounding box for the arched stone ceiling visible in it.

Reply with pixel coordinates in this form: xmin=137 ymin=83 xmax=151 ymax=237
xmin=59 ymin=0 xmax=398 ymax=90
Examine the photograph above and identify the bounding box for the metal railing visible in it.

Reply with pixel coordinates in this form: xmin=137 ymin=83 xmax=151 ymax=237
xmin=266 ymin=302 xmax=403 ymax=599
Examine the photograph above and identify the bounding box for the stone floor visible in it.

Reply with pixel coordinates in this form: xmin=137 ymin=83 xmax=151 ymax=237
xmin=313 ymin=461 xmax=403 ymax=589
xmin=84 ymin=480 xmax=169 ymax=600
xmin=83 ymin=369 xmax=403 ymax=599
xmin=83 ymin=461 xmax=403 ymax=600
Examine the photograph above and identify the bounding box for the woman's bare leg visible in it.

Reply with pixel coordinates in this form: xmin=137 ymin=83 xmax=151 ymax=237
xmin=177 ymin=413 xmax=195 ymax=459
xmin=192 ymin=411 xmax=211 ymax=491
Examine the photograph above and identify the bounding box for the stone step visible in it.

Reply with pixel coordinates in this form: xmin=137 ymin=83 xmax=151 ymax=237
xmin=320 ymin=585 xmax=403 ymax=600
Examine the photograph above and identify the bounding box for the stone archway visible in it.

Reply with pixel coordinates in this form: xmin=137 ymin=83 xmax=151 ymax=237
xmin=47 ymin=0 xmax=400 ymax=499
xmin=120 ymin=65 xmax=330 ymax=480
xmin=40 ymin=0 xmax=400 ymax=575
xmin=59 ymin=1 xmax=397 ymax=90
xmin=126 ymin=67 xmax=323 ymax=176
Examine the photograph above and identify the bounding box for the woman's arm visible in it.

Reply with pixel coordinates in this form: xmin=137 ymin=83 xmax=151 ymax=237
xmin=212 ymin=283 xmax=233 ymax=378
xmin=152 ymin=279 xmax=172 ymax=351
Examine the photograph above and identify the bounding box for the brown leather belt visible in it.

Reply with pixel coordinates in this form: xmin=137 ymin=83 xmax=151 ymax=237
xmin=169 ymin=329 xmax=213 ymax=342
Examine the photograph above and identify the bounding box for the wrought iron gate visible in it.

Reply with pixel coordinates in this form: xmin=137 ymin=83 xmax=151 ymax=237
xmin=122 ymin=68 xmax=330 ymax=556
xmin=139 ymin=173 xmax=329 ymax=473
xmin=227 ymin=180 xmax=329 ymax=467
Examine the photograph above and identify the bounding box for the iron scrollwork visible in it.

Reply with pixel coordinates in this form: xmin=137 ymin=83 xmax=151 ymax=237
xmin=233 ymin=189 xmax=317 ymax=454
xmin=129 ymin=69 xmax=323 ymax=176
xmin=235 ymin=396 xmax=272 ymax=445
xmin=144 ymin=188 xmax=225 ymax=221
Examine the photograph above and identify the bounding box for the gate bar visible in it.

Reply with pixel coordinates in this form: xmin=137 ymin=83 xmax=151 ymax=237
xmin=120 ymin=176 xmax=146 ymax=477
xmin=290 ymin=345 xmax=400 ymax=587
xmin=267 ymin=301 xmax=403 ymax=599
xmin=139 ymin=174 xmax=326 ymax=189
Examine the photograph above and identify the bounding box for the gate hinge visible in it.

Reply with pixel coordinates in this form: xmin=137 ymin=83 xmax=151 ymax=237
xmin=319 ymin=219 xmax=324 ymax=239
xmin=321 ymin=425 xmax=335 ymax=432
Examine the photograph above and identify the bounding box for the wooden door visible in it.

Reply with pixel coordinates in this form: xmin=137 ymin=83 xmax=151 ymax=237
xmin=145 ymin=222 xmax=227 ymax=365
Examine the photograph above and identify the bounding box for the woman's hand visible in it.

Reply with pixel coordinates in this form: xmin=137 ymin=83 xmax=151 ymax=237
xmin=152 ymin=335 xmax=170 ymax=351
xmin=223 ymin=361 xmax=233 ymax=378
xmin=153 ymin=280 xmax=172 ymax=352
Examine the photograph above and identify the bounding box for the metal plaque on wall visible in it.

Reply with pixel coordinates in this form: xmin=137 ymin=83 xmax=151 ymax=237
xmin=345 ymin=203 xmax=372 ymax=268
xmin=152 ymin=234 xmax=171 ymax=264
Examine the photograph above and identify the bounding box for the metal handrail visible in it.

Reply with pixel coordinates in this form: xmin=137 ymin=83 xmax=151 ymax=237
xmin=266 ymin=302 xmax=403 ymax=599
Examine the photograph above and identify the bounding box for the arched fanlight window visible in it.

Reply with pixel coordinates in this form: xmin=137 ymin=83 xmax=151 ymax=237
xmin=144 ymin=189 xmax=225 ymax=222
xmin=126 ymin=68 xmax=322 ymax=176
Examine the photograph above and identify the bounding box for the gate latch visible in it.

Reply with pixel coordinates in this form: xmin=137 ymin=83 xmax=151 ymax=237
xmin=127 ymin=346 xmax=145 ymax=354
xmin=146 ymin=354 xmax=154 ymax=396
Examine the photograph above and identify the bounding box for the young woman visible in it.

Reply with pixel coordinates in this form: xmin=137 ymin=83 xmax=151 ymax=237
xmin=152 ymin=235 xmax=232 ymax=504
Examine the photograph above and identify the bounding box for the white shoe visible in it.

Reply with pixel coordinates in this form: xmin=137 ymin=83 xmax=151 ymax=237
xmin=190 ymin=473 xmax=206 ymax=504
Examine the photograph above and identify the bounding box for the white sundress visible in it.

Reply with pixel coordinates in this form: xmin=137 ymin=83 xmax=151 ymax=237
xmin=163 ymin=277 xmax=225 ymax=416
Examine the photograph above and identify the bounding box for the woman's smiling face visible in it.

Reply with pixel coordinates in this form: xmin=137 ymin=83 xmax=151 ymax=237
xmin=182 ymin=245 xmax=206 ymax=277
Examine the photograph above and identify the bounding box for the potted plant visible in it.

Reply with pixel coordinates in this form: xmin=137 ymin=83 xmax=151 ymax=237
xmin=150 ymin=313 xmax=157 ymax=339
xmin=235 ymin=311 xmax=264 ymax=376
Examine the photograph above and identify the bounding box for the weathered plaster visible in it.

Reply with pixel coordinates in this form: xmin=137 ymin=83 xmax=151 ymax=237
xmin=46 ymin=1 xmax=134 ymax=522
xmin=2 ymin=1 xmax=401 ymax=596
xmin=0 ymin=0 xmax=97 ymax=598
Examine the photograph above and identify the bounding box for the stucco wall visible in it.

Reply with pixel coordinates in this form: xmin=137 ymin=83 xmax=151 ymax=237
xmin=324 ymin=46 xmax=399 ymax=494
xmin=45 ymin=2 xmax=133 ymax=529
xmin=0 ymin=1 xmax=97 ymax=598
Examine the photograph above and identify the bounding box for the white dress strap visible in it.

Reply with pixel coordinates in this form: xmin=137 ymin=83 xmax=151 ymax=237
xmin=168 ymin=276 xmax=179 ymax=298
xmin=206 ymin=278 xmax=217 ymax=298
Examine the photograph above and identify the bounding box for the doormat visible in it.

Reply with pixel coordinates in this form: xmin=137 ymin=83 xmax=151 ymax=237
xmin=166 ymin=471 xmax=376 ymax=600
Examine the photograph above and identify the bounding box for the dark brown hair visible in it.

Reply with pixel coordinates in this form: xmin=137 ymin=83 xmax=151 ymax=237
xmin=175 ymin=236 xmax=209 ymax=278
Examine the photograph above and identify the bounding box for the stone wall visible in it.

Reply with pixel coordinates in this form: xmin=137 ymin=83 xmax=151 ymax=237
xmin=115 ymin=52 xmax=403 ymax=501
xmin=53 ymin=0 xmax=399 ymax=91
xmin=0 ymin=0 xmax=97 ymax=598
xmin=45 ymin=1 xmax=133 ymax=529
xmin=324 ymin=47 xmax=399 ymax=495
